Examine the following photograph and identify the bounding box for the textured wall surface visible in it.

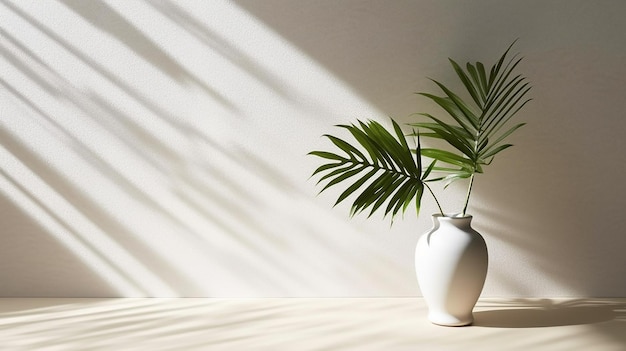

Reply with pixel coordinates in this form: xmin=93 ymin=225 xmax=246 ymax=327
xmin=1 ymin=0 xmax=625 ymax=297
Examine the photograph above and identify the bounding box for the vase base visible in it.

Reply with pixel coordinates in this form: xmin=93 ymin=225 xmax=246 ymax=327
xmin=428 ymin=313 xmax=473 ymax=327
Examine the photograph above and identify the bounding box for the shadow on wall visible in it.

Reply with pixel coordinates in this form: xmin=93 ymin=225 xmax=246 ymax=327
xmin=471 ymin=85 xmax=626 ymax=297
xmin=234 ymin=0 xmax=448 ymax=118
xmin=57 ymin=0 xmax=237 ymax=110
xmin=0 ymin=0 xmax=412 ymax=297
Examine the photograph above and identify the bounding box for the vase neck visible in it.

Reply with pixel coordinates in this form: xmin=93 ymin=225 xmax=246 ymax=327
xmin=432 ymin=214 xmax=473 ymax=230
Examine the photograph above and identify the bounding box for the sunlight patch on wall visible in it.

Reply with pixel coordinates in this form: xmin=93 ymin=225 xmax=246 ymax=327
xmin=0 ymin=0 xmax=416 ymax=296
xmin=0 ymin=143 xmax=156 ymax=296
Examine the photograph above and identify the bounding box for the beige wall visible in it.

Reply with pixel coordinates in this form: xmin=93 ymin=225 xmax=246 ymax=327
xmin=1 ymin=0 xmax=625 ymax=297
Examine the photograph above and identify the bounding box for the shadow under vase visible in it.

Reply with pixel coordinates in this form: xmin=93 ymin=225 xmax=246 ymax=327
xmin=472 ymin=301 xmax=620 ymax=328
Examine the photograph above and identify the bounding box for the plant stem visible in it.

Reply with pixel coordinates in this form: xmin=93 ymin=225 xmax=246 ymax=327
xmin=425 ymin=183 xmax=444 ymax=216
xmin=462 ymin=173 xmax=475 ymax=216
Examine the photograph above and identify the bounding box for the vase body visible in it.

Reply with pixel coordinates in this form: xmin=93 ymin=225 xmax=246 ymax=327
xmin=415 ymin=214 xmax=488 ymax=326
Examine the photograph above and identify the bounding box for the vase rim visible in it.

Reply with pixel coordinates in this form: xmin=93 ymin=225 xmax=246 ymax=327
xmin=432 ymin=213 xmax=473 ymax=219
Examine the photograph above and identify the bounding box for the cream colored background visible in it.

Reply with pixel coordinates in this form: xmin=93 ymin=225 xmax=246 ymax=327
xmin=1 ymin=0 xmax=625 ymax=297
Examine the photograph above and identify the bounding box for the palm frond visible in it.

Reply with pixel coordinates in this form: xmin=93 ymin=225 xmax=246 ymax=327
xmin=309 ymin=119 xmax=426 ymax=219
xmin=410 ymin=41 xmax=531 ymax=176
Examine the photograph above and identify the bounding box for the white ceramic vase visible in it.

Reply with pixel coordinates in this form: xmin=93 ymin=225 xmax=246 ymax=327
xmin=415 ymin=214 xmax=488 ymax=326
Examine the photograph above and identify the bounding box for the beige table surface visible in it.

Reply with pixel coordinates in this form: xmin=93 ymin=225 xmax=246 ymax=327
xmin=0 ymin=298 xmax=624 ymax=350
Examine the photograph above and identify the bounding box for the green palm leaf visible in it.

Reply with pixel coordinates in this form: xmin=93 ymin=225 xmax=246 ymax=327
xmin=309 ymin=119 xmax=426 ymax=219
xmin=410 ymin=40 xmax=531 ymax=215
